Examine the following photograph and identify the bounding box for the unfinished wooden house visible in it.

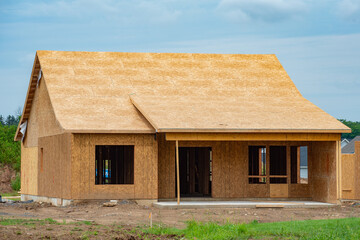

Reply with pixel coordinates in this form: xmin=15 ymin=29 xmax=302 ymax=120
xmin=341 ymin=137 xmax=360 ymax=200
xmin=15 ymin=51 xmax=351 ymax=206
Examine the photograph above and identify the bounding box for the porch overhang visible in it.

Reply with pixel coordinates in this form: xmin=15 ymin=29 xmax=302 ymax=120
xmin=165 ymin=133 xmax=342 ymax=142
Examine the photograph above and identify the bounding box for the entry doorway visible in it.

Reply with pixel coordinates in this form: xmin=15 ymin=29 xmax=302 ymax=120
xmin=269 ymin=146 xmax=288 ymax=198
xmin=176 ymin=147 xmax=212 ymax=197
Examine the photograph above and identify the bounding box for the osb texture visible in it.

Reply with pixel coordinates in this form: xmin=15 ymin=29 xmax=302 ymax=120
xmin=34 ymin=51 xmax=349 ymax=133
xmin=341 ymin=153 xmax=355 ymax=199
xmin=356 ymin=142 xmax=360 ymax=199
xmin=165 ymin=133 xmax=341 ymax=141
xmin=157 ymin=138 xmax=313 ymax=200
xmin=20 ymin=144 xmax=38 ymax=195
xmin=71 ymin=134 xmax=158 ymax=200
xmin=158 ymin=134 xmax=175 ymax=199
xmin=23 ymin=79 xmax=63 ymax=147
xmin=310 ymin=141 xmax=337 ymax=203
xmin=38 ymin=133 xmax=72 ymax=199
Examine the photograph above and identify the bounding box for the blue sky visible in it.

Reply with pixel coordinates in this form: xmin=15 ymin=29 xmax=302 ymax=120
xmin=1 ymin=0 xmax=359 ymax=120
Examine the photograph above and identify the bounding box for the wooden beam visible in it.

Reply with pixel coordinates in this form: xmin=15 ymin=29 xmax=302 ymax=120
xmin=166 ymin=133 xmax=341 ymax=142
xmin=337 ymin=140 xmax=342 ymax=200
xmin=176 ymin=140 xmax=180 ymax=205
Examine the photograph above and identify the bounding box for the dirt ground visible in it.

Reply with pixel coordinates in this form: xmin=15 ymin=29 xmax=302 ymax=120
xmin=0 ymin=165 xmax=16 ymax=193
xmin=0 ymin=200 xmax=360 ymax=239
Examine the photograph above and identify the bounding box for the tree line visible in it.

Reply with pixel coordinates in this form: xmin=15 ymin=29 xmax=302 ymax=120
xmin=0 ymin=114 xmax=20 ymax=126
xmin=0 ymin=114 xmax=21 ymax=172
xmin=338 ymin=119 xmax=360 ymax=139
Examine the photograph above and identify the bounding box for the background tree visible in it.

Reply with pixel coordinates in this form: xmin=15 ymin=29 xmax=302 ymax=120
xmin=339 ymin=119 xmax=360 ymax=139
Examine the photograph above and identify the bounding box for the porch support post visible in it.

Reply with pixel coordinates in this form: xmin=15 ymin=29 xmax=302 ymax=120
xmin=176 ymin=140 xmax=180 ymax=205
xmin=336 ymin=140 xmax=342 ymax=200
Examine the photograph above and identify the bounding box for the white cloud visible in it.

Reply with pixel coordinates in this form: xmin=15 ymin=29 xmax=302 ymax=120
xmin=337 ymin=0 xmax=360 ymax=22
xmin=217 ymin=0 xmax=308 ymax=22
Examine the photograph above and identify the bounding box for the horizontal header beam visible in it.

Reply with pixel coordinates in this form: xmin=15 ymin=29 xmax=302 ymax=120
xmin=165 ymin=133 xmax=341 ymax=142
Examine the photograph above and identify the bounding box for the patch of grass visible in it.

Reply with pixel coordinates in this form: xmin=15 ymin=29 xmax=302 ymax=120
xmin=144 ymin=218 xmax=360 ymax=240
xmin=5 ymin=197 xmax=21 ymax=201
xmin=44 ymin=218 xmax=59 ymax=225
xmin=80 ymin=230 xmax=98 ymax=239
xmin=0 ymin=218 xmax=41 ymax=226
xmin=0 ymin=191 xmax=20 ymax=197
xmin=0 ymin=218 xmax=93 ymax=227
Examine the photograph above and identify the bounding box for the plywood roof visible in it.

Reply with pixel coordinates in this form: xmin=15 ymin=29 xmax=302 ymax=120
xmin=15 ymin=50 xmax=350 ymax=140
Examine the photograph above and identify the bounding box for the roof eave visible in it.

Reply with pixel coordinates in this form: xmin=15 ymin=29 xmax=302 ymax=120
xmin=14 ymin=53 xmax=41 ymax=141
xmin=156 ymin=128 xmax=351 ymax=133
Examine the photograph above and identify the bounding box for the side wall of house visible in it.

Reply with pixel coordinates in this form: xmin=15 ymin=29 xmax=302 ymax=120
xmin=21 ymin=78 xmax=64 ymax=196
xmin=355 ymin=142 xmax=360 ymax=200
xmin=37 ymin=133 xmax=72 ymax=199
xmin=341 ymin=153 xmax=355 ymax=199
xmin=71 ymin=134 xmax=158 ymax=200
xmin=310 ymin=141 xmax=337 ymax=203
xmin=343 ymin=141 xmax=360 ymax=200
xmin=20 ymin=143 xmax=38 ymax=195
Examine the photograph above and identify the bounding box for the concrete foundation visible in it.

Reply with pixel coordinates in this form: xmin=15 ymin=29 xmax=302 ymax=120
xmin=21 ymin=194 xmax=73 ymax=207
xmin=153 ymin=200 xmax=335 ymax=209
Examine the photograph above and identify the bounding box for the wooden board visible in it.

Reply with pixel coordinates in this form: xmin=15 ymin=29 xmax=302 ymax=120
xmin=37 ymin=133 xmax=72 ymax=199
xmin=341 ymin=154 xmax=355 ymax=199
xmin=23 ymin=78 xmax=63 ymax=147
xmin=310 ymin=141 xmax=337 ymax=203
xmin=165 ymin=133 xmax=341 ymax=142
xmin=270 ymin=184 xmax=288 ymax=198
xmin=71 ymin=133 xmax=158 ymax=200
xmin=20 ymin=144 xmax=38 ymax=195
xmin=355 ymin=142 xmax=360 ymax=200
xmin=16 ymin=51 xmax=350 ymax=141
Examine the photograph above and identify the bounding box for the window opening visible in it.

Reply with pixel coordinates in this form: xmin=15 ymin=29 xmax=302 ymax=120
xmin=291 ymin=146 xmax=308 ymax=184
xmin=248 ymin=146 xmax=266 ymax=184
xmin=95 ymin=145 xmax=134 ymax=185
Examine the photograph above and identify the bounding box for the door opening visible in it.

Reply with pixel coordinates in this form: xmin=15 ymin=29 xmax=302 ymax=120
xmin=176 ymin=147 xmax=212 ymax=197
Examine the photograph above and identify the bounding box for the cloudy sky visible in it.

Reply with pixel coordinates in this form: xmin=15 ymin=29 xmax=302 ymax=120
xmin=0 ymin=0 xmax=359 ymax=120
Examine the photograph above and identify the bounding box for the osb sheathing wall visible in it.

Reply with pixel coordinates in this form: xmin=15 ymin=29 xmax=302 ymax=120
xmin=356 ymin=142 xmax=360 ymax=199
xmin=37 ymin=133 xmax=71 ymax=199
xmin=341 ymin=154 xmax=355 ymax=199
xmin=71 ymin=134 xmax=158 ymax=200
xmin=20 ymin=143 xmax=38 ymax=195
xmin=158 ymin=136 xmax=316 ymax=199
xmin=21 ymin=74 xmax=64 ymax=196
xmin=310 ymin=141 xmax=337 ymax=203
xmin=342 ymin=141 xmax=360 ymax=200
xmin=23 ymin=78 xmax=63 ymax=148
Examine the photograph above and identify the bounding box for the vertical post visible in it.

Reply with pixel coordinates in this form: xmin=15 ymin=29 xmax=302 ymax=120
xmin=176 ymin=140 xmax=180 ymax=205
xmin=338 ymin=140 xmax=342 ymax=200
xmin=336 ymin=140 xmax=341 ymax=201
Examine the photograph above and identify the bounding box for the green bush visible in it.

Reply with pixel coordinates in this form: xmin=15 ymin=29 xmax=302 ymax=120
xmin=11 ymin=174 xmax=21 ymax=191
xmin=0 ymin=124 xmax=21 ymax=171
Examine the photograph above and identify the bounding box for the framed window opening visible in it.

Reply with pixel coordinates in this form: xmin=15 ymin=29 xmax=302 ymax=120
xmin=95 ymin=145 xmax=134 ymax=185
xmin=248 ymin=146 xmax=267 ymax=184
xmin=291 ymin=146 xmax=308 ymax=184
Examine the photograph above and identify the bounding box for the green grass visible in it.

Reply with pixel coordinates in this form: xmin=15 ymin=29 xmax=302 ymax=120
xmin=2 ymin=217 xmax=359 ymax=239
xmin=144 ymin=217 xmax=360 ymax=240
xmin=0 ymin=218 xmax=94 ymax=227
xmin=0 ymin=191 xmax=20 ymax=197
